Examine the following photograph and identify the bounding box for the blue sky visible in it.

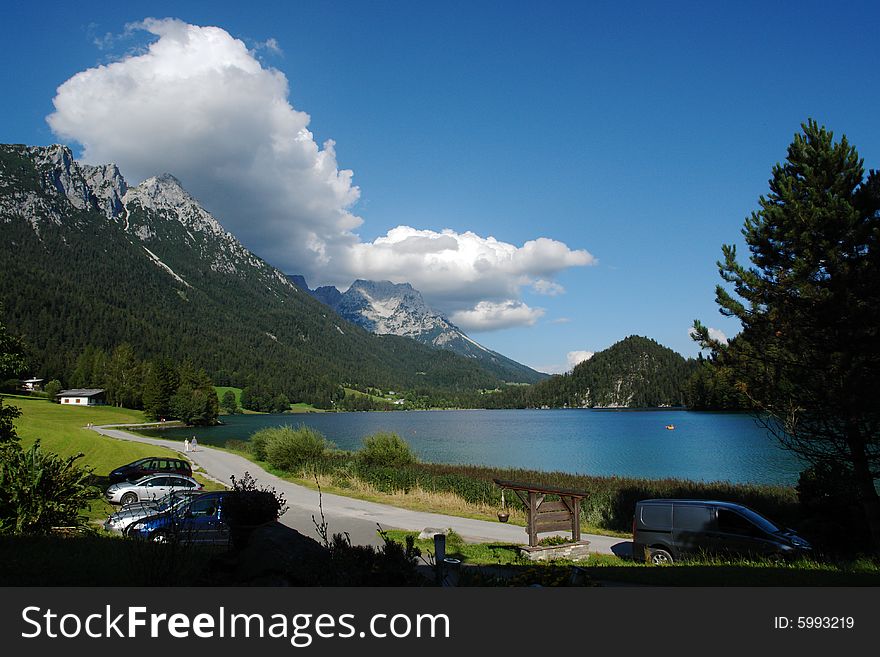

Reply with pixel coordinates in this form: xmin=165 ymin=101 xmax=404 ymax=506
xmin=3 ymin=1 xmax=878 ymax=373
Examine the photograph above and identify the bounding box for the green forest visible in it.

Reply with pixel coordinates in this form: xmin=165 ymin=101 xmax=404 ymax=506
xmin=0 ymin=144 xmax=740 ymax=412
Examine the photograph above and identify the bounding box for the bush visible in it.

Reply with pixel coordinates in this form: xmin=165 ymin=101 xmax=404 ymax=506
xmin=357 ymin=432 xmax=417 ymax=468
xmin=224 ymin=472 xmax=289 ymax=550
xmin=44 ymin=379 xmax=62 ymax=403
xmin=220 ymin=390 xmax=239 ymax=414
xmin=321 ymin=531 xmax=424 ymax=586
xmin=0 ymin=441 xmax=96 ymax=534
xmin=223 ymin=439 xmax=250 ymax=453
xmin=263 ymin=425 xmax=334 ymax=472
xmin=249 ymin=428 xmax=273 ymax=460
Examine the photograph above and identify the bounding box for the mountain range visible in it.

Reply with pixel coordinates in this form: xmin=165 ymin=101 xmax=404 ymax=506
xmin=0 ymin=143 xmax=509 ymax=405
xmin=289 ymin=276 xmax=546 ymax=384
xmin=0 ymin=142 xmax=701 ymax=409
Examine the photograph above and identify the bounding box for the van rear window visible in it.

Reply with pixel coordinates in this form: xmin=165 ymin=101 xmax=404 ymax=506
xmin=640 ymin=504 xmax=672 ymax=528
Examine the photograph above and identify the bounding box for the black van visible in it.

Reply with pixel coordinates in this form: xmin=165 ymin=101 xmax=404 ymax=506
xmin=632 ymin=499 xmax=811 ymax=564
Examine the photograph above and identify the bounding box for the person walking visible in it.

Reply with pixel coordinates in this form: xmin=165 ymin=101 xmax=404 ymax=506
xmin=191 ymin=436 xmax=198 ymax=452
xmin=184 ymin=438 xmax=190 ymax=452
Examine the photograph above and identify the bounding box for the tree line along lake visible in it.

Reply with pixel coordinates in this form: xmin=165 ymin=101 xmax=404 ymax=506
xmin=138 ymin=409 xmax=806 ymax=486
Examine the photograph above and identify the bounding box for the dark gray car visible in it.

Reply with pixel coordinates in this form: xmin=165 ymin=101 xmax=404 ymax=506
xmin=632 ymin=499 xmax=811 ymax=564
xmin=102 ymin=490 xmax=202 ymax=534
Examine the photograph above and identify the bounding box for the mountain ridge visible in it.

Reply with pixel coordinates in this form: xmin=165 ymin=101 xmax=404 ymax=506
xmin=0 ymin=143 xmax=506 ymax=406
xmin=289 ymin=276 xmax=546 ymax=383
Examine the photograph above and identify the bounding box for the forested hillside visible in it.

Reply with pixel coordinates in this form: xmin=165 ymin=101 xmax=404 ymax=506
xmin=480 ymin=336 xmax=698 ymax=408
xmin=0 ymin=144 xmax=502 ymax=406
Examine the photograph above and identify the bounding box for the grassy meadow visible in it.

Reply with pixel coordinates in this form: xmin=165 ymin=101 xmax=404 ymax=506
xmin=214 ymin=386 xmax=325 ymax=414
xmin=9 ymin=395 xmax=223 ymax=524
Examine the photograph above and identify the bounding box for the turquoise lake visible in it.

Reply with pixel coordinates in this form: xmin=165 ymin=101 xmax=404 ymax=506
xmin=139 ymin=409 xmax=806 ymax=486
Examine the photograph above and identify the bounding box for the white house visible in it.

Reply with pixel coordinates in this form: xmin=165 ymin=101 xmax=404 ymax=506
xmin=58 ymin=389 xmax=105 ymax=406
xmin=20 ymin=377 xmax=44 ymax=391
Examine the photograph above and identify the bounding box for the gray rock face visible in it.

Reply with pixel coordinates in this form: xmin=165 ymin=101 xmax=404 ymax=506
xmin=81 ymin=162 xmax=127 ymax=219
xmin=32 ymin=144 xmax=92 ymax=210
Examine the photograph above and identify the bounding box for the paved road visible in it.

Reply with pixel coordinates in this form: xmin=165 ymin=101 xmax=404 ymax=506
xmin=93 ymin=425 xmax=632 ymax=556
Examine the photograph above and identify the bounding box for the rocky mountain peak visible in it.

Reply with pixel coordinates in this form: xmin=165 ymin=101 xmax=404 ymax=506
xmin=290 ymin=273 xmax=544 ymax=382
xmin=30 ymin=144 xmax=91 ymax=210
xmin=124 ymin=174 xmax=229 ymax=240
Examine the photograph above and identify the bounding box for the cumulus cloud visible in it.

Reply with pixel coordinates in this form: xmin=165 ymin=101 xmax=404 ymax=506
xmin=567 ymin=350 xmax=594 ymax=368
xmin=345 ymin=226 xmax=592 ymax=311
xmin=450 ymin=301 xmax=545 ymax=332
xmin=48 ymin=18 xmax=594 ymax=330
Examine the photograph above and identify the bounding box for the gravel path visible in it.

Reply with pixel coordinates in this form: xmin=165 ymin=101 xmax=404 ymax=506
xmin=93 ymin=425 xmax=632 ymax=556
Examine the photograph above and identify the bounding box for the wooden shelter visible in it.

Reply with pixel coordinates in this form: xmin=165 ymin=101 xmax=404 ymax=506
xmin=493 ymin=478 xmax=588 ymax=547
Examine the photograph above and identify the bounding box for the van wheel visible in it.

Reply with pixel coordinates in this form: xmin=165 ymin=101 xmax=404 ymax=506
xmin=120 ymin=492 xmax=138 ymax=506
xmin=650 ymin=548 xmax=673 ymax=565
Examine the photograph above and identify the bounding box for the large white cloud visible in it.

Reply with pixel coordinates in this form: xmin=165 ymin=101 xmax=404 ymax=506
xmin=48 ymin=18 xmax=594 ymax=329
xmin=450 ymin=300 xmax=545 ymax=332
xmin=345 ymin=226 xmax=592 ymax=311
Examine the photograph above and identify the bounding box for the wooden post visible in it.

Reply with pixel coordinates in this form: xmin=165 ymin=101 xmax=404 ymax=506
xmin=528 ymin=491 xmax=538 ymax=546
xmin=571 ymin=496 xmax=581 ymax=542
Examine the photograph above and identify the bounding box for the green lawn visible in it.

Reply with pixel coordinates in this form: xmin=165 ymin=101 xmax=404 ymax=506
xmin=10 ymin=396 xmax=175 ymax=475
xmin=9 ymin=396 xmax=224 ymax=524
xmin=214 ymin=386 xmax=324 ymax=414
xmin=214 ymin=386 xmax=242 ymax=405
xmin=289 ymin=402 xmax=325 ymax=413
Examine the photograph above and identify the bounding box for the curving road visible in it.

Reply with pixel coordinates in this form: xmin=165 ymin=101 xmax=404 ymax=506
xmin=92 ymin=425 xmax=632 ymax=556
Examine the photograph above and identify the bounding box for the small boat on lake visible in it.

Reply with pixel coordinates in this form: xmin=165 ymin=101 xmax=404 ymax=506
xmin=665 ymin=424 xmax=675 ymax=430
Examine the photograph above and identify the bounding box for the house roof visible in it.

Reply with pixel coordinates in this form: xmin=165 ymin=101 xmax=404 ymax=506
xmin=58 ymin=389 xmax=105 ymax=397
xmin=21 ymin=378 xmax=44 ymax=383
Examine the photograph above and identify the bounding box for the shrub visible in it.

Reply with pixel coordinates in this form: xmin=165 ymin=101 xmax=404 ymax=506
xmin=44 ymin=379 xmax=62 ymax=403
xmin=223 ymin=439 xmax=250 ymax=453
xmin=321 ymin=531 xmax=424 ymax=586
xmin=224 ymin=472 xmax=289 ymax=550
xmin=0 ymin=441 xmax=96 ymax=534
xmin=357 ymin=432 xmax=417 ymax=468
xmin=249 ymin=428 xmax=273 ymax=460
xmin=264 ymin=425 xmax=334 ymax=472
xmin=220 ymin=390 xmax=239 ymax=414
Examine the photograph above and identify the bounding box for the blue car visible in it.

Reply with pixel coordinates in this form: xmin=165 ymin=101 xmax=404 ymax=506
xmin=125 ymin=491 xmax=231 ymax=547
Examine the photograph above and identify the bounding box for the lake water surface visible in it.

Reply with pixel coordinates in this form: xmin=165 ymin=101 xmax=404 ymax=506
xmin=140 ymin=409 xmax=805 ymax=485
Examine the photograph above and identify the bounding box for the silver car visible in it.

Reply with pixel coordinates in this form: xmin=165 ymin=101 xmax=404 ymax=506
xmin=105 ymin=473 xmax=202 ymax=506
xmin=102 ymin=489 xmax=203 ymax=534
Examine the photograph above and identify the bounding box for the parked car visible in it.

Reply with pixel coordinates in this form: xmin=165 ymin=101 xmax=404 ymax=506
xmin=102 ymin=489 xmax=202 ymax=534
xmin=108 ymin=456 xmax=192 ymax=483
xmin=125 ymin=491 xmax=231 ymax=546
xmin=632 ymin=499 xmax=811 ymax=564
xmin=105 ymin=473 xmax=202 ymax=506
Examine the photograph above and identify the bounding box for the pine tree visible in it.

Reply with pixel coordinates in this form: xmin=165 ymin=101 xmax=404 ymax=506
xmin=221 ymin=389 xmax=239 ymax=414
xmin=171 ymin=362 xmax=219 ymax=425
xmin=142 ymin=358 xmax=180 ymax=420
xmin=693 ymin=119 xmax=880 ymax=551
xmin=105 ymin=343 xmax=142 ymax=408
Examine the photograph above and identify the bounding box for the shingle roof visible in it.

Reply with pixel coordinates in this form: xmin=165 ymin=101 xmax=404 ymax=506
xmin=58 ymin=389 xmax=105 ymax=397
